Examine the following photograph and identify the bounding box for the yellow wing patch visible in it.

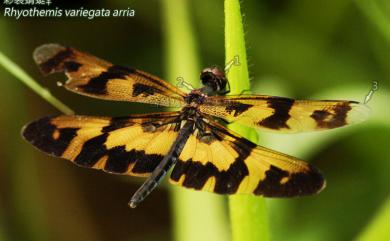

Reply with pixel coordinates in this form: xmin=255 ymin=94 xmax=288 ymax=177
xmin=22 ymin=112 xmax=181 ymax=177
xmin=33 ymin=44 xmax=186 ymax=107
xmin=199 ymin=95 xmax=370 ymax=133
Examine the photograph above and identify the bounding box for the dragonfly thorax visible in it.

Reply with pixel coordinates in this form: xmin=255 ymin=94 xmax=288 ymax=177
xmin=180 ymin=105 xmax=202 ymax=122
xmin=185 ymin=89 xmax=207 ymax=105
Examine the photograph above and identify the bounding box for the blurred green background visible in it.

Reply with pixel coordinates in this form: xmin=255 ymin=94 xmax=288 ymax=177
xmin=0 ymin=0 xmax=389 ymax=241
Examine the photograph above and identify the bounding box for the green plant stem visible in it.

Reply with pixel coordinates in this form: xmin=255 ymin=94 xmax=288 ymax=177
xmin=225 ymin=0 xmax=269 ymax=241
xmin=0 ymin=51 xmax=74 ymax=115
xmin=162 ymin=1 xmax=229 ymax=241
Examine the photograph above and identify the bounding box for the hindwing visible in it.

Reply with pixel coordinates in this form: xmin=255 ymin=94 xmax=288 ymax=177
xmin=22 ymin=112 xmax=181 ymax=176
xmin=170 ymin=117 xmax=325 ymax=197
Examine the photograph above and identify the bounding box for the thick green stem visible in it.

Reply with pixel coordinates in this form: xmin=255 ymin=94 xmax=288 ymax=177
xmin=162 ymin=1 xmax=229 ymax=241
xmin=355 ymin=196 xmax=390 ymax=241
xmin=0 ymin=51 xmax=74 ymax=115
xmin=225 ymin=0 xmax=269 ymax=241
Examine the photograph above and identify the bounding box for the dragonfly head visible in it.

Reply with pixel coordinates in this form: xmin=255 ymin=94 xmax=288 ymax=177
xmin=200 ymin=66 xmax=228 ymax=95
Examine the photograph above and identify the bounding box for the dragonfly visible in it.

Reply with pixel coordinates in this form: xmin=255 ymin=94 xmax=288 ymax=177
xmin=22 ymin=44 xmax=370 ymax=208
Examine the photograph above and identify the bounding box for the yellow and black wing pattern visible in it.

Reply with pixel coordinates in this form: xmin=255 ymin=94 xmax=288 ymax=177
xmin=199 ymin=95 xmax=370 ymax=133
xmin=22 ymin=112 xmax=182 ymax=176
xmin=170 ymin=118 xmax=325 ymax=197
xmin=33 ymin=44 xmax=186 ymax=107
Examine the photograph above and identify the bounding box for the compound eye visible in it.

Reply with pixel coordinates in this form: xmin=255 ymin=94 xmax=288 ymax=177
xmin=200 ymin=71 xmax=215 ymax=85
xmin=200 ymin=67 xmax=227 ymax=94
xmin=200 ymin=67 xmax=228 ymax=93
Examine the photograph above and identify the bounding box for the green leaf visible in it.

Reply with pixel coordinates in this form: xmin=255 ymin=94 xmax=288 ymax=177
xmin=355 ymin=197 xmax=390 ymax=241
xmin=356 ymin=0 xmax=390 ymax=44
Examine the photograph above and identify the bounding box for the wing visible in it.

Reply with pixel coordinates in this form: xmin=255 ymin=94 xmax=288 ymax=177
xmin=33 ymin=44 xmax=187 ymax=107
xmin=169 ymin=117 xmax=325 ymax=197
xmin=22 ymin=112 xmax=182 ymax=177
xmin=199 ymin=95 xmax=370 ymax=133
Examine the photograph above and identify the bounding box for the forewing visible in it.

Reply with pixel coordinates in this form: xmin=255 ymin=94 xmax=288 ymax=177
xmin=33 ymin=44 xmax=186 ymax=107
xmin=22 ymin=112 xmax=181 ymax=176
xmin=199 ymin=95 xmax=370 ymax=133
xmin=170 ymin=118 xmax=325 ymax=197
